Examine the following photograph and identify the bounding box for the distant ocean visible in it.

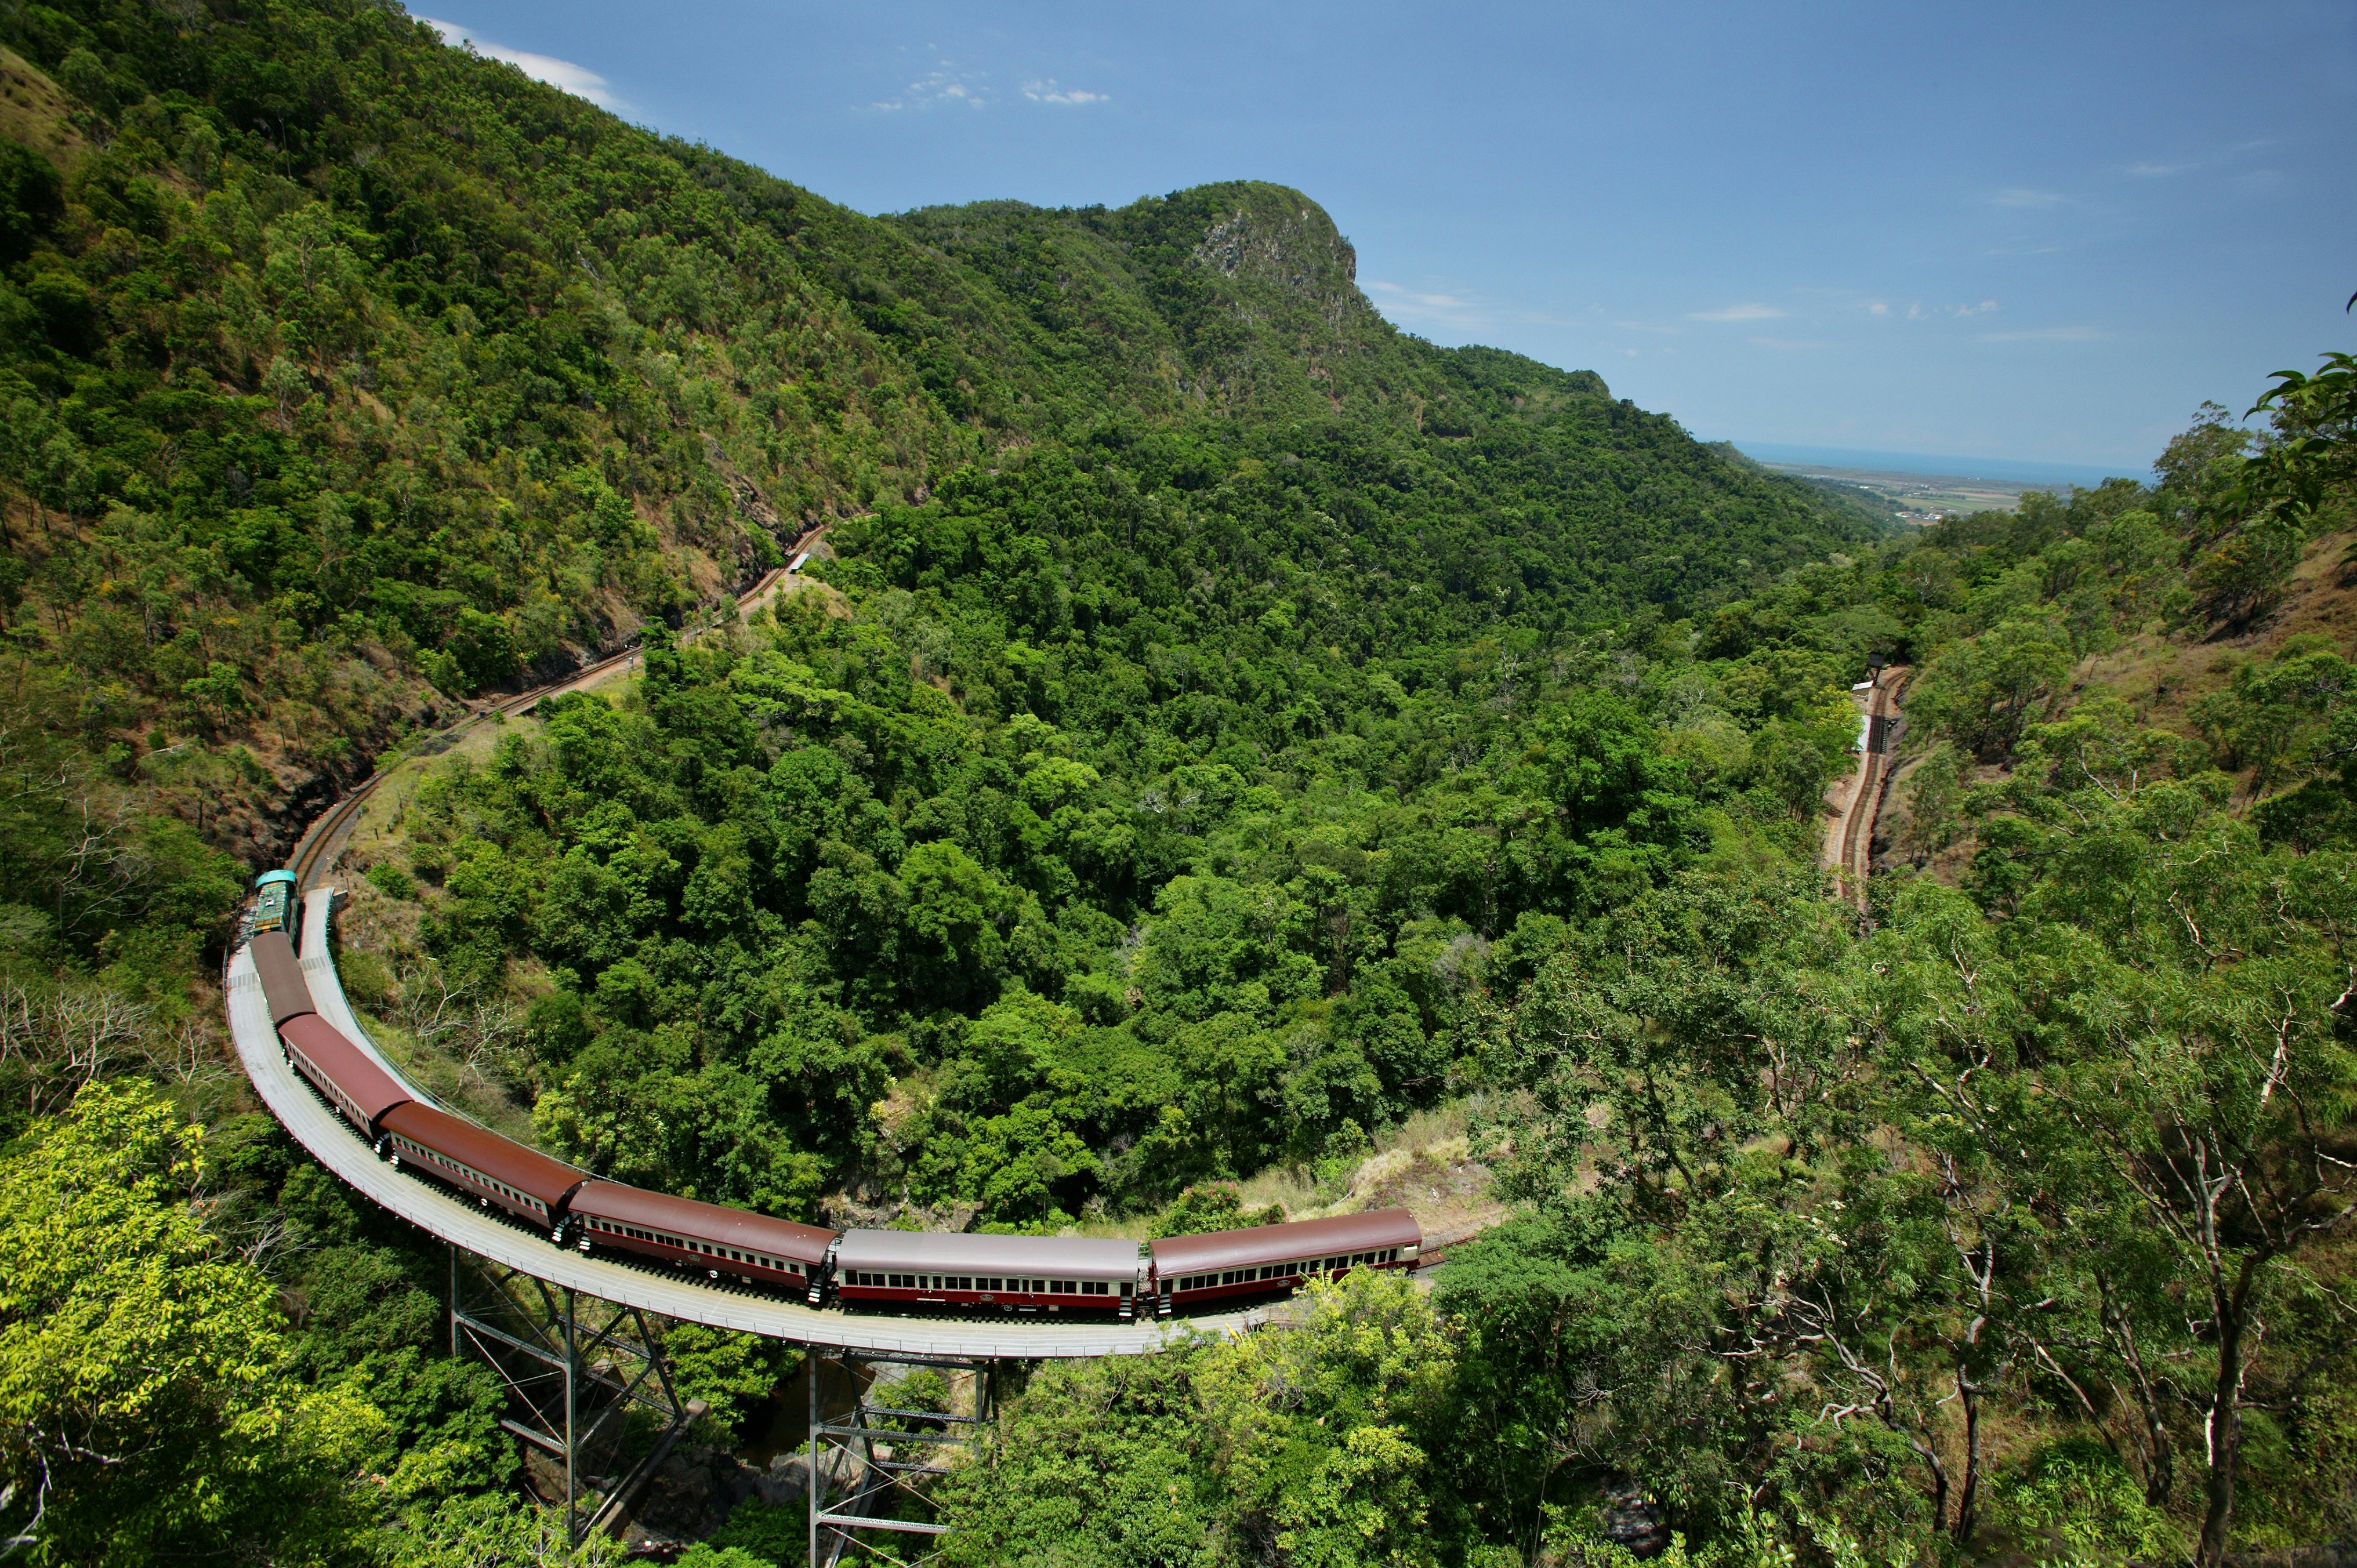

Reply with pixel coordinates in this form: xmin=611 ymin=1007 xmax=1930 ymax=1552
xmin=1731 ymin=442 xmax=2144 ymax=491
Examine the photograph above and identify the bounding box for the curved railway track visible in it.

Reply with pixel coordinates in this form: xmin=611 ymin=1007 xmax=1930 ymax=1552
xmin=227 ymin=926 xmax=1261 ymax=1353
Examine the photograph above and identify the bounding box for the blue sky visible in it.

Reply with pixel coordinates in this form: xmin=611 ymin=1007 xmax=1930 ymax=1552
xmin=420 ymin=1 xmax=2356 ymax=474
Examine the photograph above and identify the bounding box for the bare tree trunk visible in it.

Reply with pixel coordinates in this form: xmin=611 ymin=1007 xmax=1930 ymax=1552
xmin=1953 ymin=1371 xmax=1984 ymax=1545
xmin=2097 ymin=1272 xmax=2175 ymax=1508
xmin=2198 ymin=1265 xmax=2257 ymax=1568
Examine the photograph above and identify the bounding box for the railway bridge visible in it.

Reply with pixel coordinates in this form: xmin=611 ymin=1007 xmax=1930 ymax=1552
xmin=222 ymin=553 xmax=1332 ymax=1560
xmin=225 ymin=892 xmax=1274 ymax=1561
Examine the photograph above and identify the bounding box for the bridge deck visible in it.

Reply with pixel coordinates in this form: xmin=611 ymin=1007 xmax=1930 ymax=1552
xmin=227 ymin=933 xmax=1261 ymax=1356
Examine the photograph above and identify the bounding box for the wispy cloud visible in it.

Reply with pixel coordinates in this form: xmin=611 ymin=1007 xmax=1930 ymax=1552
xmin=1900 ymin=300 xmax=2003 ymax=320
xmin=874 ymin=60 xmax=989 ymax=111
xmin=1366 ymin=280 xmax=1490 ymax=329
xmin=421 ymin=19 xmax=623 ymax=110
xmin=2129 ymin=139 xmax=2274 ymax=177
xmin=1981 ymin=326 xmax=2102 ymax=342
xmin=1989 ymin=187 xmax=2072 ymax=209
xmin=1022 ymin=78 xmax=1108 ymax=106
xmin=1688 ymin=303 xmax=1786 ymax=322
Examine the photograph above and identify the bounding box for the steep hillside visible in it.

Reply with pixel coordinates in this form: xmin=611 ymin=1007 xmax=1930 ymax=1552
xmin=0 ymin=0 xmax=1874 ymax=882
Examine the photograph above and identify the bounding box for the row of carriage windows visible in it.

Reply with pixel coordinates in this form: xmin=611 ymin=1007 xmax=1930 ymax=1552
xmin=583 ymin=1217 xmax=805 ymax=1275
xmin=346 ymin=1084 xmax=1408 ymax=1297
xmin=1171 ymin=1248 xmax=1402 ymax=1292
xmin=845 ymin=1272 xmax=1122 ymax=1296
xmin=393 ymin=1137 xmax=545 ymax=1218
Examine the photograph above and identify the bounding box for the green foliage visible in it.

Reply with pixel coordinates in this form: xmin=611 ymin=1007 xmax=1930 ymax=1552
xmin=702 ymin=1499 xmax=803 ymax=1566
xmin=1983 ymin=1441 xmax=2182 ymax=1568
xmin=1151 ymin=1184 xmax=1286 ymax=1237
xmin=377 ymin=1491 xmax=618 ymax=1568
xmin=5 ymin=5 xmax=2354 ymax=1565
xmin=936 ymin=1269 xmax=1456 ymax=1568
xmin=661 ymin=1322 xmax=800 ymax=1445
xmin=0 ymin=1080 xmax=382 ymax=1565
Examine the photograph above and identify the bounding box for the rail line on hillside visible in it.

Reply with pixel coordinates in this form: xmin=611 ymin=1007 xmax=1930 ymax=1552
xmin=1829 ymin=666 xmax=1908 ymax=908
xmin=287 ymin=550 xmax=814 ymax=891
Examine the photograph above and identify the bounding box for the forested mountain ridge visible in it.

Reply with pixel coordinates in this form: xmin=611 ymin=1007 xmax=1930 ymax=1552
xmin=28 ymin=2 xmax=2357 ymax=1567
xmin=0 ymin=0 xmax=1868 ymax=894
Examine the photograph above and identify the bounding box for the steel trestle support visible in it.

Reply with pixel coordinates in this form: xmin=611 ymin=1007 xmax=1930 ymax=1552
xmin=807 ymin=1349 xmax=999 ymax=1568
xmin=448 ymin=1246 xmax=706 ymax=1547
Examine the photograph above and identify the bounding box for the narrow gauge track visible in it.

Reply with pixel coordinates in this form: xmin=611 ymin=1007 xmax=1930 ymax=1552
xmin=1832 ymin=667 xmax=1908 ymax=908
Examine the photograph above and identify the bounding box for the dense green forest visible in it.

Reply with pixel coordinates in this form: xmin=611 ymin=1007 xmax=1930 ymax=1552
xmin=3 ymin=0 xmax=2356 ymax=1563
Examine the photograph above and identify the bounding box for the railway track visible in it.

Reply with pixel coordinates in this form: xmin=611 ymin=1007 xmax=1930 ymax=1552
xmin=1830 ymin=666 xmax=1908 ymax=908
xmin=285 ymin=557 xmax=806 ymax=891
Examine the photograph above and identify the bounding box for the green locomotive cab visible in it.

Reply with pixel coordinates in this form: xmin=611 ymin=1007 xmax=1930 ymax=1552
xmin=252 ymin=869 xmax=301 ymax=936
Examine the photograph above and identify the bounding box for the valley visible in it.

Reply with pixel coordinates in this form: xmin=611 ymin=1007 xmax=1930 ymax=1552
xmin=0 ymin=3 xmax=2352 ymax=1567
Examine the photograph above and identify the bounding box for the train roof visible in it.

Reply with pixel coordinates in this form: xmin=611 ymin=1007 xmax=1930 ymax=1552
xmin=570 ymin=1181 xmax=836 ymax=1264
xmin=380 ymin=1102 xmax=589 ymax=1209
xmin=255 ymin=869 xmax=299 ymax=885
xmin=249 ymin=932 xmax=314 ymax=1026
xmin=1148 ymin=1208 xmax=1422 ymax=1276
xmin=834 ymin=1229 xmax=1141 ymax=1281
xmin=278 ymin=1014 xmax=412 ymax=1128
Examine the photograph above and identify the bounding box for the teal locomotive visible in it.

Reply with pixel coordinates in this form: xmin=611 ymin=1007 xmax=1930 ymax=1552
xmin=251 ymin=868 xmax=301 ymax=935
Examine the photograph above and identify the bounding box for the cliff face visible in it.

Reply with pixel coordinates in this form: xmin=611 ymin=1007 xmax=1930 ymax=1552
xmin=889 ymin=180 xmax=1598 ymax=428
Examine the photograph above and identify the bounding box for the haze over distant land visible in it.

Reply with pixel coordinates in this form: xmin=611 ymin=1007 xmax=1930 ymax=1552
xmin=1732 ymin=444 xmax=2133 ymax=491
xmin=424 ymin=0 xmax=2355 ymax=469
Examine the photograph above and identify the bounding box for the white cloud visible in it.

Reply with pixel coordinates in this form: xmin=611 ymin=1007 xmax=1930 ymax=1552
xmin=1688 ymin=303 xmax=1786 ymax=322
xmin=421 ymin=18 xmax=623 ymax=110
xmin=874 ymin=60 xmax=989 ymax=111
xmin=1989 ymin=187 xmax=2072 ymax=209
xmin=1980 ymin=326 xmax=2102 ymax=342
xmin=1366 ymin=279 xmax=1491 ymax=329
xmin=1022 ymin=79 xmax=1108 ymax=106
xmin=1868 ymin=301 xmax=1890 ymax=315
xmin=1368 ymin=281 xmax=1476 ymax=313
xmin=2130 ymin=139 xmax=2274 ymax=177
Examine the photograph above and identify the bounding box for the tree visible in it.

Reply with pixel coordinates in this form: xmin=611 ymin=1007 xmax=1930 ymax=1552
xmin=0 ymin=1081 xmax=382 ymax=1565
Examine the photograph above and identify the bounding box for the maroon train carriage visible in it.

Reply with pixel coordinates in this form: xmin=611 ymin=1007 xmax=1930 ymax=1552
xmin=832 ymin=1231 xmax=1146 ymax=1317
xmin=277 ymin=1012 xmax=412 ymax=1142
xmin=381 ymin=1102 xmax=589 ymax=1239
xmin=250 ymin=930 xmax=316 ymax=1026
xmin=570 ymin=1180 xmax=836 ymax=1302
xmin=1149 ymin=1207 xmax=1423 ymax=1315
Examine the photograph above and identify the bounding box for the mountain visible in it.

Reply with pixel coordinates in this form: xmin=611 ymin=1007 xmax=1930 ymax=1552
xmin=0 ymin=0 xmax=1875 ymax=866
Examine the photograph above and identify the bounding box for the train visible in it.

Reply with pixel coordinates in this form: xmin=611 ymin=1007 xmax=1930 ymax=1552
xmin=244 ymin=903 xmax=1421 ymax=1321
